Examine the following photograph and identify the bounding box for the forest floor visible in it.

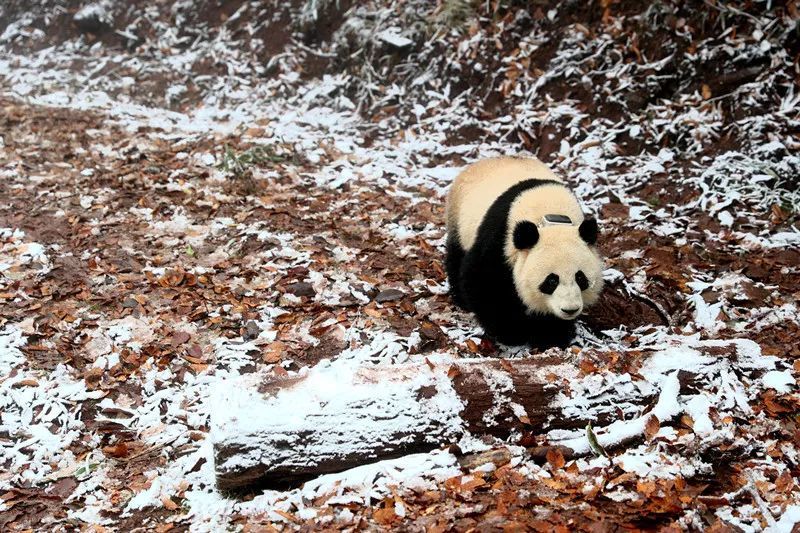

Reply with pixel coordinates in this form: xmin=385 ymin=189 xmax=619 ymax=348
xmin=1 ymin=0 xmax=800 ymax=531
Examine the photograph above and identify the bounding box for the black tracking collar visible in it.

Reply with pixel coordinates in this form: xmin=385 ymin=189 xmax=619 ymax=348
xmin=542 ymin=214 xmax=573 ymax=226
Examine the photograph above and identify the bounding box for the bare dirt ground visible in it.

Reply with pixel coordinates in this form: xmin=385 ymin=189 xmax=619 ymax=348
xmin=1 ymin=0 xmax=799 ymax=530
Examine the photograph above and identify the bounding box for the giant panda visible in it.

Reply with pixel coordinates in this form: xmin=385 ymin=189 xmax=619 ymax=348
xmin=445 ymin=156 xmax=604 ymax=348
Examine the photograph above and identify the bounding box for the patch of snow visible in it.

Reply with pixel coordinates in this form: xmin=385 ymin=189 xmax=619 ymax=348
xmin=549 ymin=337 xmax=783 ymax=454
xmin=761 ymin=370 xmax=795 ymax=394
xmin=376 ymin=28 xmax=414 ymax=48
xmin=0 ymin=324 xmax=26 ymax=374
xmin=769 ymin=505 xmax=800 ymax=533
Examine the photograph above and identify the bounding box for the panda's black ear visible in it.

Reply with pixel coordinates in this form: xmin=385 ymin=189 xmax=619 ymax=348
xmin=513 ymin=221 xmax=539 ymax=250
xmin=579 ymin=218 xmax=598 ymax=245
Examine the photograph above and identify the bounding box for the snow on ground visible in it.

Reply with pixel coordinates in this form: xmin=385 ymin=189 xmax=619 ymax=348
xmin=0 ymin=0 xmax=799 ymax=530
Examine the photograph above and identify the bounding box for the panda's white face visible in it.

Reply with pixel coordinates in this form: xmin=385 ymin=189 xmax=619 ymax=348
xmin=510 ymin=227 xmax=604 ymax=321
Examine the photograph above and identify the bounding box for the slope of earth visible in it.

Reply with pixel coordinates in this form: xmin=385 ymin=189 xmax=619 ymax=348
xmin=0 ymin=0 xmax=799 ymax=531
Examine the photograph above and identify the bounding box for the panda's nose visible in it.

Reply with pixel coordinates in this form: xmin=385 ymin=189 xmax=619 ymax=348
xmin=561 ymin=307 xmax=580 ymax=316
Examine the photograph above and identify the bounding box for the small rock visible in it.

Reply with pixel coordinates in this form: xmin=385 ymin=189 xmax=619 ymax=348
xmin=286 ymin=282 xmax=316 ymax=298
xmin=374 ymin=288 xmax=405 ymax=303
xmin=243 ymin=321 xmax=261 ymax=341
xmin=121 ymin=297 xmax=139 ymax=308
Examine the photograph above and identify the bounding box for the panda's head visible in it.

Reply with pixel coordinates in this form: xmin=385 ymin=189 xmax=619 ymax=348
xmin=508 ymin=217 xmax=603 ymax=321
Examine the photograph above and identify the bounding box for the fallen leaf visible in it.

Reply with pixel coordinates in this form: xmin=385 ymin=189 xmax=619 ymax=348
xmin=186 ymin=343 xmax=204 ymax=360
xmin=102 ymin=442 xmax=130 ymax=458
xmin=645 ymin=415 xmax=660 ymax=439
xmin=460 ymin=474 xmax=486 ymax=491
xmin=161 ymin=495 xmax=178 ymax=510
xmin=546 ymin=448 xmax=565 ymax=470
xmin=273 ymin=509 xmax=301 ymax=523
xmin=775 ymin=469 xmax=794 ymax=492
xmin=372 ymin=500 xmax=398 ymax=525
xmin=263 ymin=341 xmax=285 ymax=363
xmin=84 ymin=367 xmax=104 ymax=386
xmin=170 ymin=331 xmax=191 ymax=347
xmin=637 ymin=480 xmax=657 ymax=497
xmin=447 ymin=365 xmax=461 ymax=379
xmin=11 ymin=378 xmax=39 ymax=388
xmin=580 ymin=359 xmax=598 ymax=374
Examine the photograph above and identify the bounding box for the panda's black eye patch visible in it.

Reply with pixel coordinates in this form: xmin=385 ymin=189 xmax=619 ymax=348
xmin=539 ymin=273 xmax=559 ymax=295
xmin=576 ymin=270 xmax=589 ymax=291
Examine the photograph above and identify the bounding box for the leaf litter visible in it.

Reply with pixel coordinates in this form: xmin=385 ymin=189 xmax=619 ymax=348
xmin=0 ymin=0 xmax=799 ymax=530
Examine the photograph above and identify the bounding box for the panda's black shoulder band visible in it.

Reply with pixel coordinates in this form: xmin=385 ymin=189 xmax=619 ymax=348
xmin=476 ymin=178 xmax=564 ymax=252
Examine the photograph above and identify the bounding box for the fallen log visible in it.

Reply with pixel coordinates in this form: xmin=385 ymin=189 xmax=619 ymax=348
xmin=211 ymin=354 xmax=581 ymax=492
xmin=211 ymin=337 xmax=792 ymax=492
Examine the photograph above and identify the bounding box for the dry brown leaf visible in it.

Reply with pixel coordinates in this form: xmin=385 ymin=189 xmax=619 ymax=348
xmin=102 ymin=442 xmax=130 ymax=458
xmin=459 ymin=474 xmax=486 ymax=491
xmin=636 ymin=480 xmax=657 ymax=497
xmin=775 ymin=469 xmax=794 ymax=492
xmin=645 ymin=415 xmax=661 ymax=439
xmin=363 ymin=306 xmax=382 ymax=318
xmin=444 ymin=475 xmax=463 ymax=491
xmin=263 ymin=341 xmax=285 ymax=363
xmin=272 ymin=509 xmax=301 ymax=523
xmin=546 ymin=448 xmax=566 ymax=470
xmin=373 ymin=499 xmax=398 ymax=525
xmin=580 ymin=359 xmax=598 ymax=374
xmin=84 ymin=367 xmax=104 ymax=386
xmin=447 ymin=365 xmax=461 ymax=379
xmin=11 ymin=378 xmax=39 ymax=388
xmin=170 ymin=331 xmax=191 ymax=347
xmin=161 ymin=495 xmax=178 ymax=510
xmin=763 ymin=390 xmax=794 ymax=414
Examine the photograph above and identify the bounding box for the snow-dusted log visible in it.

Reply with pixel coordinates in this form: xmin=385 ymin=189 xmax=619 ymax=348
xmin=212 ymin=337 xmax=793 ymax=492
xmin=211 ymin=354 xmax=579 ymax=491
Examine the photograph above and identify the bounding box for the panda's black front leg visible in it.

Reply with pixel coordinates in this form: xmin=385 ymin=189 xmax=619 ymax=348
xmin=528 ymin=316 xmax=577 ymax=349
xmin=459 ymin=254 xmax=532 ymax=346
xmin=482 ymin=319 xmax=532 ymax=347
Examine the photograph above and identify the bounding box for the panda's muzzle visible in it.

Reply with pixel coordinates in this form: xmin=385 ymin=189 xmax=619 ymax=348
xmin=561 ymin=307 xmax=580 ymax=316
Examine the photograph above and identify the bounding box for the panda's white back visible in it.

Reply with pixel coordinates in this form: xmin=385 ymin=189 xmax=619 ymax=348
xmin=447 ymin=156 xmax=577 ymax=251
